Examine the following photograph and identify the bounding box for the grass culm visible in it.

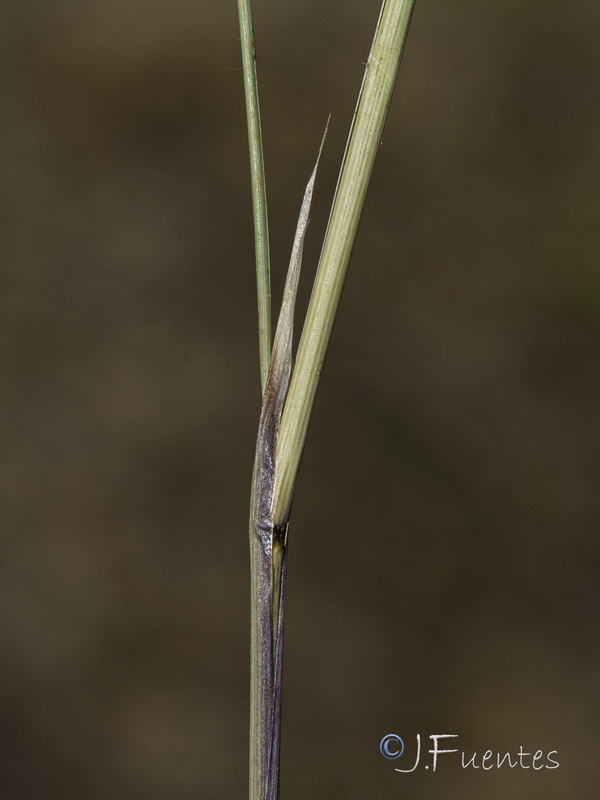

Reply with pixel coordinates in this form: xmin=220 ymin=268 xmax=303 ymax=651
xmin=236 ymin=2 xmax=416 ymax=798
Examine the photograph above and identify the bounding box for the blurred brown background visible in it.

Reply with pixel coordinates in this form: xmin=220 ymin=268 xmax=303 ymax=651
xmin=1 ymin=1 xmax=599 ymax=797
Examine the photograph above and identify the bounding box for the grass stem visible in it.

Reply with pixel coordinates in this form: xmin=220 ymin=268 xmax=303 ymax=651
xmin=273 ymin=0 xmax=416 ymax=524
xmin=237 ymin=0 xmax=272 ymax=392
xmin=249 ymin=143 xmax=324 ymax=800
xmin=242 ymin=2 xmax=416 ymax=798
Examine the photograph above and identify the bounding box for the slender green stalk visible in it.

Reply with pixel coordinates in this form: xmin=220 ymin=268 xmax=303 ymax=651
xmin=242 ymin=2 xmax=416 ymax=799
xmin=249 ymin=152 xmax=324 ymax=800
xmin=237 ymin=0 xmax=272 ymax=392
xmin=272 ymin=0 xmax=416 ymax=525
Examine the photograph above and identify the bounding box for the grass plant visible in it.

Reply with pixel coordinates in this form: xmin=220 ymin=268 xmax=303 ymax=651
xmin=236 ymin=2 xmax=416 ymax=797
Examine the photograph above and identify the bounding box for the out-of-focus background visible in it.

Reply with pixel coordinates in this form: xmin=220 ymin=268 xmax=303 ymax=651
xmin=1 ymin=1 xmax=599 ymax=797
